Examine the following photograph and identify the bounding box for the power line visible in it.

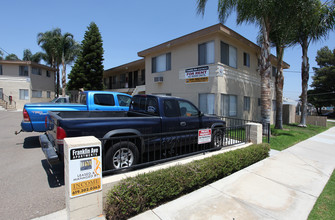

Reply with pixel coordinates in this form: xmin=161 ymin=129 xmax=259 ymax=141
xmin=0 ymin=47 xmax=11 ymax=56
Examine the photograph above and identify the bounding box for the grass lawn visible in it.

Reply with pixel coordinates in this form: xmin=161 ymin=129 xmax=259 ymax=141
xmin=268 ymin=122 xmax=335 ymax=151
xmin=308 ymin=169 xmax=335 ymax=220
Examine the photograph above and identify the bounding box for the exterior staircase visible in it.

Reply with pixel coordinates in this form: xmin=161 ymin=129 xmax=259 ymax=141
xmin=0 ymin=94 xmax=17 ymax=111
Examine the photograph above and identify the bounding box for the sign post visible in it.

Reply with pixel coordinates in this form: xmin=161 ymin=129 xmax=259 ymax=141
xmin=64 ymin=136 xmax=103 ymax=220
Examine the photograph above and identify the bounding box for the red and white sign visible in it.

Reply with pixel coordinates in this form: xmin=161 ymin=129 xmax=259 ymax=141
xmin=185 ymin=66 xmax=209 ymax=79
xmin=198 ymin=128 xmax=212 ymax=144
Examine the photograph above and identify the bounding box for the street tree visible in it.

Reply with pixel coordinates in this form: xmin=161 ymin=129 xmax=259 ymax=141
xmin=23 ymin=49 xmax=43 ymax=63
xmin=197 ymin=0 xmax=280 ymax=130
xmin=68 ymin=22 xmax=104 ymax=91
xmin=293 ymin=0 xmax=335 ymax=127
xmin=308 ymin=46 xmax=335 ymax=112
xmin=5 ymin=53 xmax=19 ymax=60
xmin=38 ymin=28 xmax=79 ymax=96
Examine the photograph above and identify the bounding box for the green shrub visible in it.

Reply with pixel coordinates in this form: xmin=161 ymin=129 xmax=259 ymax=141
xmin=105 ymin=143 xmax=270 ymax=220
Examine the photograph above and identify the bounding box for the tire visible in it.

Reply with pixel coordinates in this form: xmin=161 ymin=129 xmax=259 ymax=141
xmin=105 ymin=141 xmax=139 ymax=170
xmin=212 ymin=127 xmax=224 ymax=149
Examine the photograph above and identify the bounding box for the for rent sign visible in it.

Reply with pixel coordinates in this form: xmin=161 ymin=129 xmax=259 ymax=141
xmin=185 ymin=66 xmax=209 ymax=83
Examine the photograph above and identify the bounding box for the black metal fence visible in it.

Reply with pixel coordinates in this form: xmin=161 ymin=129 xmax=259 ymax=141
xmin=101 ymin=125 xmax=249 ymax=176
xmin=219 ymin=116 xmax=270 ymax=143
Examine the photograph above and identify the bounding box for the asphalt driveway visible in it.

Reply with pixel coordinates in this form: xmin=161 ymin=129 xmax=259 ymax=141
xmin=0 ymin=110 xmax=65 ymax=220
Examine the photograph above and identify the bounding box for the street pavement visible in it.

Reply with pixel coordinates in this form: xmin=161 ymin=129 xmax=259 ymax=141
xmin=33 ymin=122 xmax=335 ymax=220
xmin=0 ymin=110 xmax=65 ymax=220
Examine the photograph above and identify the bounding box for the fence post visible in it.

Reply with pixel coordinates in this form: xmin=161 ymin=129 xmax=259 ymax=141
xmin=246 ymin=123 xmax=263 ymax=144
xmin=64 ymin=136 xmax=103 ymax=220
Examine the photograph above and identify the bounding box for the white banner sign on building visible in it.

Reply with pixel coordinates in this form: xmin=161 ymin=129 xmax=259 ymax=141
xmin=185 ymin=66 xmax=209 ymax=83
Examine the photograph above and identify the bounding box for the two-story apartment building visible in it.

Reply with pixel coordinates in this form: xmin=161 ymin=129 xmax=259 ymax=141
xmin=0 ymin=60 xmax=56 ymax=110
xmin=104 ymin=23 xmax=289 ymax=122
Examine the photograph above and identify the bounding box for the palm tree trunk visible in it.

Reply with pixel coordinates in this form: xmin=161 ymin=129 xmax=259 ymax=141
xmin=275 ymin=46 xmax=284 ymax=129
xmin=299 ymin=38 xmax=309 ymax=127
xmin=260 ymin=18 xmax=272 ymax=133
xmin=62 ymin=55 xmax=66 ymax=96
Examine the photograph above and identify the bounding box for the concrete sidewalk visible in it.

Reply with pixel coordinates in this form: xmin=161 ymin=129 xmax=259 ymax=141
xmin=131 ymin=127 xmax=335 ymax=220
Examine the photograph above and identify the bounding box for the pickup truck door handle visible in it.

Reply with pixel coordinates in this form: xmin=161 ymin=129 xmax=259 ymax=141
xmin=180 ymin=121 xmax=187 ymax=127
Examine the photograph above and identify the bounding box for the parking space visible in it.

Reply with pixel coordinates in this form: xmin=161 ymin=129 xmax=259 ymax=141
xmin=0 ymin=111 xmax=65 ymax=220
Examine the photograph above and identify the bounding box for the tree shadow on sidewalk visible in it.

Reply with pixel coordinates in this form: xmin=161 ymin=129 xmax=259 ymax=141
xmin=41 ymin=159 xmax=64 ymax=188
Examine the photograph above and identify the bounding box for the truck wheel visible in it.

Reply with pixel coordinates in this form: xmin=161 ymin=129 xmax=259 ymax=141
xmin=212 ymin=128 xmax=224 ymax=149
xmin=105 ymin=141 xmax=139 ymax=170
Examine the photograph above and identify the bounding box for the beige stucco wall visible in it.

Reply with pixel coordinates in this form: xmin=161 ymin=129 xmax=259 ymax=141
xmin=144 ymin=32 xmax=276 ymax=122
xmin=0 ymin=62 xmax=55 ymax=110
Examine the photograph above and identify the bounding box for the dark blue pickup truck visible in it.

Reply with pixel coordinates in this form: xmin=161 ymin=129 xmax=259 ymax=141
xmin=40 ymin=95 xmax=225 ymax=170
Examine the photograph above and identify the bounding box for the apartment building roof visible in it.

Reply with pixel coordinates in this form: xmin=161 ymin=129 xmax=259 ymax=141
xmin=137 ymin=23 xmax=290 ymax=69
xmin=0 ymin=60 xmax=56 ymax=71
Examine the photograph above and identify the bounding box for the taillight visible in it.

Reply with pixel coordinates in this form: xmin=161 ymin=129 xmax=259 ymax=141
xmin=23 ymin=109 xmax=30 ymax=122
xmin=56 ymin=127 xmax=67 ymax=144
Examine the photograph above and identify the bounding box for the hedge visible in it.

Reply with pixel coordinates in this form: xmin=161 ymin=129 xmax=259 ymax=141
xmin=105 ymin=143 xmax=270 ymax=219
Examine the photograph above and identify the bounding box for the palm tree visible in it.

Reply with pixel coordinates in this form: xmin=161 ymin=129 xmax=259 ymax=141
xmin=293 ymin=0 xmax=335 ymax=127
xmin=5 ymin=53 xmax=20 ymax=60
xmin=197 ymin=0 xmax=279 ymax=131
xmin=38 ymin=28 xmax=79 ymax=96
xmin=60 ymin=34 xmax=80 ymax=96
xmin=268 ymin=0 xmax=297 ymax=129
xmin=38 ymin=28 xmax=62 ymax=96
xmin=23 ymin=49 xmax=43 ymax=63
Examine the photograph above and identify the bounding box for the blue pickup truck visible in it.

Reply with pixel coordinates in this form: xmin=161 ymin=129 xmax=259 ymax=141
xmin=18 ymin=91 xmax=132 ymax=133
xmin=40 ymin=95 xmax=226 ymax=170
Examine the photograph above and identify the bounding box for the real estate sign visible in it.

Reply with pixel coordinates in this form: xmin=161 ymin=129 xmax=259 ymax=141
xmin=68 ymin=145 xmax=102 ymax=198
xmin=185 ymin=66 xmax=209 ymax=83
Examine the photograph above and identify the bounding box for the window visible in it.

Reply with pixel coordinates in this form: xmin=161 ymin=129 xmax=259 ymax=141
xmin=244 ymin=96 xmax=250 ymax=112
xmin=152 ymin=53 xmax=171 ymax=73
xmin=272 ymin=100 xmax=276 ymax=111
xmin=32 ymin=67 xmax=41 ymax=75
xmin=94 ymin=94 xmax=115 ymax=106
xmin=179 ymin=100 xmax=199 ymax=117
xmin=19 ymin=89 xmax=29 ymax=100
xmin=221 ymin=94 xmax=237 ymax=117
xmin=141 ymin=69 xmax=145 ymax=82
xmin=258 ymin=98 xmax=261 ymax=106
xmin=221 ymin=42 xmax=237 ymax=68
xmin=130 ymin=96 xmax=159 ymax=116
xmin=47 ymin=91 xmax=51 ymax=98
xmin=272 ymin=66 xmax=277 ymax=77
xmin=198 ymin=41 xmax=215 ymax=65
xmin=0 ymin=65 xmax=2 ymax=75
xmin=19 ymin=66 xmax=28 ymax=76
xmin=199 ymin=93 xmax=215 ymax=114
xmin=46 ymin=70 xmax=50 ymax=77
xmin=32 ymin=90 xmax=42 ymax=98
xmin=243 ymin=52 xmax=250 ymax=67
xmin=164 ymin=99 xmax=179 ymax=117
xmin=117 ymin=95 xmax=131 ymax=107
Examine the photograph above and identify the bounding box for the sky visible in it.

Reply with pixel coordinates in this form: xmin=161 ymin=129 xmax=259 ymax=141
xmin=1 ymin=0 xmax=334 ymax=101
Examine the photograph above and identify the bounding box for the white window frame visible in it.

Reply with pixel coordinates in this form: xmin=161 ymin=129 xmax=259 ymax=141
xmin=32 ymin=67 xmax=41 ymax=75
xmin=19 ymin=89 xmax=29 ymax=100
xmin=32 ymin=90 xmax=42 ymax=98
xmin=19 ymin=66 xmax=29 ymax=76
xmin=221 ymin=94 xmax=237 ymax=117
xmin=221 ymin=41 xmax=237 ymax=68
xmin=243 ymin=52 xmax=250 ymax=67
xmin=244 ymin=96 xmax=250 ymax=112
xmin=198 ymin=41 xmax=215 ymax=65
xmin=152 ymin=53 xmax=171 ymax=73
xmin=199 ymin=93 xmax=215 ymax=115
